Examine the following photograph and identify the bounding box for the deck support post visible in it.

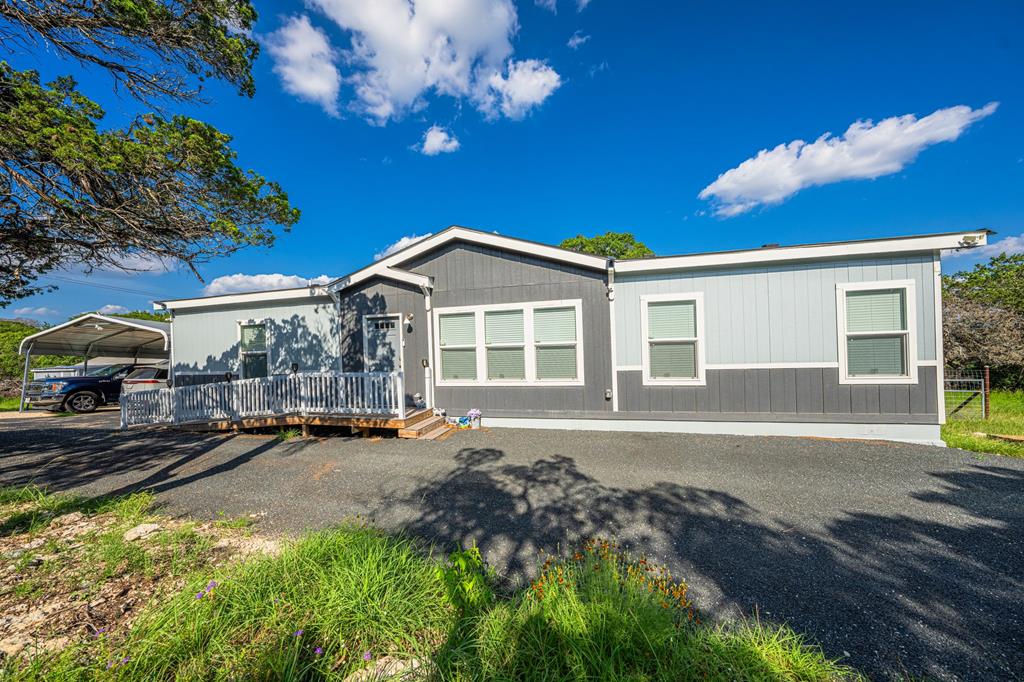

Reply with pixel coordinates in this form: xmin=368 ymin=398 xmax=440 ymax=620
xmin=301 ymin=422 xmax=310 ymax=438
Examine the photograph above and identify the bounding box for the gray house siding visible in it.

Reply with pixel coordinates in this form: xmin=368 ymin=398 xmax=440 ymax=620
xmin=404 ymin=242 xmax=613 ymax=417
xmin=335 ymin=279 xmax=429 ymax=407
xmin=614 ymin=254 xmax=938 ymax=366
xmin=615 ymin=366 xmax=938 ymax=423
xmin=171 ymin=298 xmax=339 ymax=384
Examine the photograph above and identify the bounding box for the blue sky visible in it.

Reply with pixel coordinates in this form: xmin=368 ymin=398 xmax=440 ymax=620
xmin=5 ymin=0 xmax=1023 ymax=321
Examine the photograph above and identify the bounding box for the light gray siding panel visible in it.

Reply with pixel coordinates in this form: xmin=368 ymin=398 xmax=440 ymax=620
xmin=402 ymin=242 xmax=613 ymax=417
xmin=614 ymin=254 xmax=937 ymax=366
xmin=616 ymin=367 xmax=938 ymax=423
xmin=172 ymin=298 xmax=339 ymax=379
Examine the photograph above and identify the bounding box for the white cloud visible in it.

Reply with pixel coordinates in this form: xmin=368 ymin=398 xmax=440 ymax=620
xmin=202 ymin=273 xmax=333 ymax=296
xmin=304 ymin=0 xmax=560 ymax=123
xmin=265 ymin=15 xmax=341 ymax=116
xmin=577 ymin=0 xmax=592 ymax=9
xmin=418 ymin=126 xmax=460 ymax=155
xmin=98 ymin=305 xmax=130 ymax=315
xmin=535 ymin=0 xmax=557 ymax=12
xmin=374 ymin=233 xmax=433 ymax=260
xmin=479 ymin=59 xmax=562 ymax=119
xmin=699 ymin=102 xmax=999 ymax=217
xmin=13 ymin=306 xmax=59 ymax=318
xmin=943 ymin=232 xmax=1024 ymax=260
xmin=567 ymin=30 xmax=590 ymax=50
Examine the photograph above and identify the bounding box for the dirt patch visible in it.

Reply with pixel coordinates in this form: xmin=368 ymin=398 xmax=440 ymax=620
xmin=0 ymin=503 xmax=280 ymax=660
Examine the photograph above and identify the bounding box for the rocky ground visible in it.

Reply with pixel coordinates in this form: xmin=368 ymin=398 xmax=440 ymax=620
xmin=0 ymin=492 xmax=279 ymax=661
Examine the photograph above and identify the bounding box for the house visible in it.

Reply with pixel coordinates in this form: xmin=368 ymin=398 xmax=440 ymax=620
xmin=148 ymin=226 xmax=989 ymax=444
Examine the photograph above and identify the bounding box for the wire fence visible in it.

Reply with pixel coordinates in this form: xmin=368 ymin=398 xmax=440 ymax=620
xmin=944 ymin=367 xmax=988 ymax=420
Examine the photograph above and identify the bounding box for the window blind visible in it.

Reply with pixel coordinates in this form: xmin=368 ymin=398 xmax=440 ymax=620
xmin=485 ymin=310 xmax=524 ymax=344
xmin=648 ymin=301 xmax=696 ymax=339
xmin=242 ymin=353 xmax=268 ymax=378
xmin=847 ymin=336 xmax=905 ymax=376
xmin=240 ymin=324 xmax=266 ymax=352
xmin=441 ymin=348 xmax=477 ymax=380
xmin=534 ymin=307 xmax=576 ymax=343
xmin=487 ymin=348 xmax=526 ymax=380
xmin=439 ymin=313 xmax=476 ymax=346
xmin=536 ymin=346 xmax=577 ymax=380
xmin=649 ymin=342 xmax=697 ymax=379
xmin=846 ymin=289 xmax=906 ymax=332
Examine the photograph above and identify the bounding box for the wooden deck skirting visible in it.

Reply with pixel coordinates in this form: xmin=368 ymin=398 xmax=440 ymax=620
xmin=176 ymin=408 xmax=433 ymax=433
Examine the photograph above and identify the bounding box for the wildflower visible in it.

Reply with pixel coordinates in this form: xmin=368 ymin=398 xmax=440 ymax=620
xmin=206 ymin=580 xmax=218 ymax=591
xmin=195 ymin=591 xmax=205 ymax=600
xmin=314 ymin=646 xmax=324 ymax=656
xmin=363 ymin=650 xmax=372 ymax=661
xmin=293 ymin=629 xmax=304 ymax=637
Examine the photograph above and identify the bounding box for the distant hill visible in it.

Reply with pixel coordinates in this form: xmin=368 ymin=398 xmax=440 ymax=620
xmin=0 ymin=317 xmax=45 ymax=329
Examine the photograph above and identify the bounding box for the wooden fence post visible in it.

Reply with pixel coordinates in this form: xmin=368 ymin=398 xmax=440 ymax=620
xmin=983 ymin=366 xmax=991 ymax=420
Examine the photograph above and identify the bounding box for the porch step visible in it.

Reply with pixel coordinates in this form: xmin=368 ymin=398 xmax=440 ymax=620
xmin=397 ymin=414 xmax=448 ymax=439
xmin=418 ymin=423 xmax=455 ymax=441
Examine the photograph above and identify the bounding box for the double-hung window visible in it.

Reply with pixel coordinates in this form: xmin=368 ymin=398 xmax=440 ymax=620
xmin=439 ymin=312 xmax=477 ymax=381
xmin=239 ymin=321 xmax=268 ymax=378
xmin=836 ymin=280 xmax=917 ymax=384
xmin=435 ymin=300 xmax=583 ymax=386
xmin=641 ymin=293 xmax=705 ymax=386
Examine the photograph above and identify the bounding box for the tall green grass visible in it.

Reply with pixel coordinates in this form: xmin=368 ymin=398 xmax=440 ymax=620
xmin=943 ymin=390 xmax=1024 ymax=458
xmin=5 ymin=527 xmax=860 ymax=681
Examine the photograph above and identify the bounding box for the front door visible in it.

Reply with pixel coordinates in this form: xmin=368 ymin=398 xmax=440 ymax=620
xmin=363 ymin=315 xmax=401 ymax=372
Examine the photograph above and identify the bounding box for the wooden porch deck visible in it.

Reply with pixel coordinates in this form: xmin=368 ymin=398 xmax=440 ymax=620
xmin=176 ymin=407 xmax=453 ymax=440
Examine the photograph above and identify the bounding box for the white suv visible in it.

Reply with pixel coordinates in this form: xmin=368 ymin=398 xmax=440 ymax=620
xmin=121 ymin=363 xmax=170 ymax=395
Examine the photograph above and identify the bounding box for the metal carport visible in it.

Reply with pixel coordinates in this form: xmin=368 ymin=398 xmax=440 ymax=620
xmin=17 ymin=314 xmax=170 ymax=412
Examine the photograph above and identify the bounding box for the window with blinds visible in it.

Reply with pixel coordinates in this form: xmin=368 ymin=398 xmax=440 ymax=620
xmin=534 ymin=306 xmax=577 ymax=380
xmin=844 ymin=288 xmax=908 ymax=377
xmin=439 ymin=312 xmax=477 ymax=381
xmin=434 ymin=301 xmax=583 ymax=385
xmin=485 ymin=309 xmax=525 ymax=380
xmin=239 ymin=322 xmax=268 ymax=378
xmin=645 ymin=299 xmax=698 ymax=380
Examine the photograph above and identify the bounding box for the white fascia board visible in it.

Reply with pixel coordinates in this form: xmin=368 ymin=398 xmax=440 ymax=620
xmin=328 ymin=265 xmax=432 ymax=294
xmin=155 ymin=286 xmax=330 ymax=311
xmin=18 ymin=314 xmax=169 ymax=355
xmin=614 ymin=230 xmax=990 ymax=274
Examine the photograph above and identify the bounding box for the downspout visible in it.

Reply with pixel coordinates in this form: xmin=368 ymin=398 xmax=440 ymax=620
xmin=19 ymin=342 xmax=33 ymax=413
xmin=607 ymin=261 xmax=618 ymax=412
xmin=421 ymin=284 xmax=435 ymax=409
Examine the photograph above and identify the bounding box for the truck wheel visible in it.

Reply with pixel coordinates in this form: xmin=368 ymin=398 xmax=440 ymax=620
xmin=65 ymin=391 xmax=99 ymax=414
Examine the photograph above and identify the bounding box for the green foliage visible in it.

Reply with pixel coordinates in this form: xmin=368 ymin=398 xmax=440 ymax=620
xmin=78 ymin=310 xmax=170 ymax=322
xmin=276 ymin=427 xmax=303 ymax=441
xmin=0 ymin=64 xmax=300 ymax=304
xmin=0 ymin=0 xmax=260 ymax=102
xmin=942 ymin=390 xmax=1024 ymax=458
xmin=0 ymin=320 xmax=77 ymax=380
xmin=560 ymin=231 xmax=655 ymax=260
xmin=944 ymin=253 xmax=1024 ymax=314
xmin=436 ymin=543 xmax=495 ymax=615
xmin=943 ymin=254 xmax=1024 ymax=389
xmin=1 ymin=525 xmax=858 ymax=681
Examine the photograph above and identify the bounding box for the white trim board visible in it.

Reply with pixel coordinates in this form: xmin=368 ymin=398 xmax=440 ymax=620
xmin=433 ymin=299 xmax=585 ymax=387
xmin=640 ymin=292 xmax=707 ymax=387
xmin=836 ymin=279 xmax=918 ymax=385
xmin=156 ymin=286 xmax=330 ymax=311
xmin=614 ymin=230 xmax=989 ymax=274
xmin=482 ymin=417 xmax=944 ymax=447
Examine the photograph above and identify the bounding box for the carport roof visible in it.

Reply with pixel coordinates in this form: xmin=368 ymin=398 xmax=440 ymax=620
xmin=18 ymin=314 xmax=170 ymax=360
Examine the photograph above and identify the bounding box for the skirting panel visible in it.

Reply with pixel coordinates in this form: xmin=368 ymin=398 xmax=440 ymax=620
xmin=482 ymin=417 xmax=945 ymax=446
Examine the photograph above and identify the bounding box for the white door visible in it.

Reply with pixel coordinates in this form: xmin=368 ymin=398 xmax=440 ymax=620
xmin=363 ymin=315 xmax=401 ymax=372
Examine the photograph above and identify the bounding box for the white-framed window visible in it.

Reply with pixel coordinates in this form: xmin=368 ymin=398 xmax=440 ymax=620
xmin=640 ymin=293 xmax=706 ymax=386
xmin=434 ymin=299 xmax=584 ymax=387
xmin=238 ymin=319 xmax=269 ymax=378
xmin=836 ymin=280 xmax=917 ymax=384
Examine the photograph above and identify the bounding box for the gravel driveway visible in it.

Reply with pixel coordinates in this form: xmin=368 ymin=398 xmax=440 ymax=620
xmin=1 ymin=412 xmax=1022 ymax=680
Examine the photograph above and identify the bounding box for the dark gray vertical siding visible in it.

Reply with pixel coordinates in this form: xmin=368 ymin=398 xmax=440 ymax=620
xmin=615 ymin=366 xmax=938 ymax=423
xmin=402 ymin=242 xmax=613 ymax=416
xmin=335 ymin=280 xmax=428 ymax=407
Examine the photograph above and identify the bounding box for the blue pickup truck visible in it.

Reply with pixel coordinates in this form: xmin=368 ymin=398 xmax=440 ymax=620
xmin=25 ymin=364 xmax=142 ymax=413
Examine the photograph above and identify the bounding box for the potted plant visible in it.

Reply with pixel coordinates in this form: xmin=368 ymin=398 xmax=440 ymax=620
xmin=467 ymin=408 xmax=482 ymax=429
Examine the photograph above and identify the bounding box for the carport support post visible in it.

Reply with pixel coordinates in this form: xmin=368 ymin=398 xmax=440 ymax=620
xmin=19 ymin=343 xmax=32 ymax=413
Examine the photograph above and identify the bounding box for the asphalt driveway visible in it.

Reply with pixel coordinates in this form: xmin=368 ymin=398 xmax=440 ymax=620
xmin=1 ymin=412 xmax=1022 ymax=680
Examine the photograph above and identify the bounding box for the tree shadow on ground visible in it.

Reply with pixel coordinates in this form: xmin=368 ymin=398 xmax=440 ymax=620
xmin=388 ymin=448 xmax=1024 ymax=681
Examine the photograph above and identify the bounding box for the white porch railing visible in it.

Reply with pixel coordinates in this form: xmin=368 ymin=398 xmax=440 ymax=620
xmin=120 ymin=372 xmax=406 ymax=429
